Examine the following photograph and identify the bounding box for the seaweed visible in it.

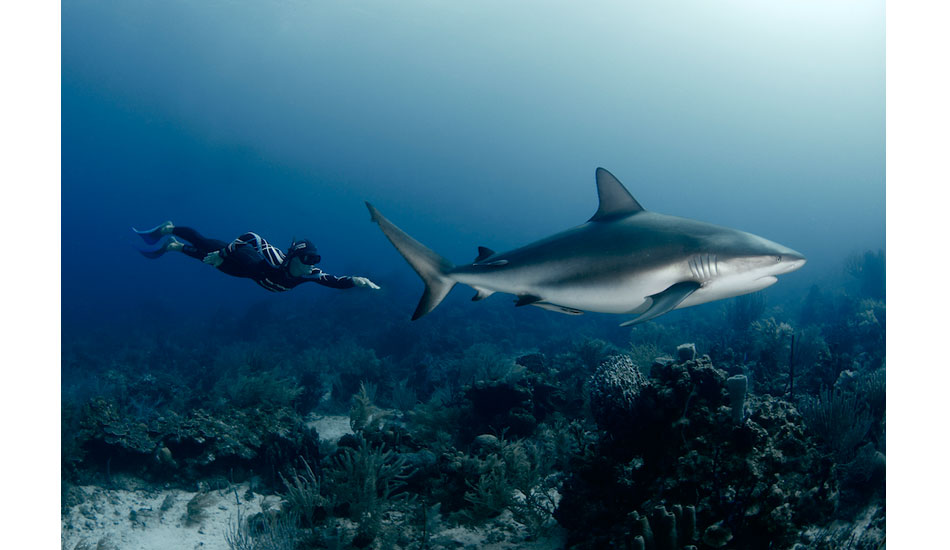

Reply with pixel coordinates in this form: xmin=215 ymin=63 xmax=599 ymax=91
xmin=725 ymin=291 xmax=767 ymax=331
xmin=798 ymin=387 xmax=873 ymax=461
xmin=845 ymin=249 xmax=886 ymax=300
xmin=184 ymin=491 xmax=213 ymax=526
xmin=325 ymin=435 xmax=412 ymax=542
xmin=279 ymin=457 xmax=328 ymax=528
xmin=349 ymin=382 xmax=389 ymax=433
xmin=225 ymin=504 xmax=298 ymax=550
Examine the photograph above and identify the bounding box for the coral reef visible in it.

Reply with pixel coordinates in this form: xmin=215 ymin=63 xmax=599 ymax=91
xmin=556 ymin=347 xmax=879 ymax=549
xmin=62 ymin=249 xmax=886 ymax=549
xmin=73 ymin=396 xmax=314 ymax=485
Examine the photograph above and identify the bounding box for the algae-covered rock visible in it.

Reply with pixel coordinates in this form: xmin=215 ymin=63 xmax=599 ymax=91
xmin=702 ymin=521 xmax=733 ymax=548
xmin=76 ymin=396 xmax=307 ymax=482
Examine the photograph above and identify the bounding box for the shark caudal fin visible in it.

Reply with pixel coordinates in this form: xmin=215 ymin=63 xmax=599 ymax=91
xmin=366 ymin=202 xmax=456 ymax=320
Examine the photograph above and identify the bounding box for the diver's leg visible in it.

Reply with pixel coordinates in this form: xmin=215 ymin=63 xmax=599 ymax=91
xmin=171 ymin=227 xmax=228 ymax=260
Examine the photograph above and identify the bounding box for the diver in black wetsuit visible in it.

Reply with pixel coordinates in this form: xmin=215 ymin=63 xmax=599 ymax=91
xmin=133 ymin=221 xmax=380 ymax=292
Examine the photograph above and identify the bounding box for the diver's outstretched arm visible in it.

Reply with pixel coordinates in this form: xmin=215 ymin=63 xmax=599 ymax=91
xmin=307 ymin=268 xmax=379 ymax=290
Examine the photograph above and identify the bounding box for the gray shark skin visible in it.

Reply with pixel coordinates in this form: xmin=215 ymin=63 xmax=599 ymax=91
xmin=366 ymin=168 xmax=805 ymax=325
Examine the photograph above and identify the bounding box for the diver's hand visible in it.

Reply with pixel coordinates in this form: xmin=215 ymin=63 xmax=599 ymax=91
xmin=352 ymin=276 xmax=380 ymax=290
xmin=203 ymin=251 xmax=224 ymax=267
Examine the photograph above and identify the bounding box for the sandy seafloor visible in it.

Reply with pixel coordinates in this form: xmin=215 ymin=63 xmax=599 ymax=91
xmin=62 ymin=415 xmax=567 ymax=550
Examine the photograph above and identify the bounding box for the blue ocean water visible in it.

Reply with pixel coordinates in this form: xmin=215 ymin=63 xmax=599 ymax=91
xmin=62 ymin=0 xmax=883 ymax=328
xmin=60 ymin=3 xmax=886 ymax=547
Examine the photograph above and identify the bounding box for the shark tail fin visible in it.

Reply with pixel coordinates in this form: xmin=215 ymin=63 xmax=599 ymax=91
xmin=366 ymin=202 xmax=456 ymax=320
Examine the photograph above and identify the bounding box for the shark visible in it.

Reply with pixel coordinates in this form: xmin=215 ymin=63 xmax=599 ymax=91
xmin=366 ymin=168 xmax=805 ymax=326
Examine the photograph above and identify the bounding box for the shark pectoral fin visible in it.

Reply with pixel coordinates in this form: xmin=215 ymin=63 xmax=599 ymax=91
xmin=515 ymin=294 xmax=543 ymax=307
xmin=619 ymin=281 xmax=702 ymax=326
xmin=530 ymin=302 xmax=584 ymax=315
xmin=472 ymin=287 xmax=495 ymax=301
xmin=474 ymin=246 xmax=496 ymax=262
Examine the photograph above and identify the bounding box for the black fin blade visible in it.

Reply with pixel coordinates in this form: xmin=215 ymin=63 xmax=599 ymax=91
xmin=619 ymin=281 xmax=701 ymax=326
xmin=515 ymin=294 xmax=543 ymax=307
xmin=474 ymin=246 xmax=496 ymax=262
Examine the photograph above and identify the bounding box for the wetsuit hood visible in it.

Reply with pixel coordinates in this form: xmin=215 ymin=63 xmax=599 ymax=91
xmin=286 ymin=239 xmax=320 ymax=265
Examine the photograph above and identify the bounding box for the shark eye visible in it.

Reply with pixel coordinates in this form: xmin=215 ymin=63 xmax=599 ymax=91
xmin=775 ymin=255 xmax=783 ymax=263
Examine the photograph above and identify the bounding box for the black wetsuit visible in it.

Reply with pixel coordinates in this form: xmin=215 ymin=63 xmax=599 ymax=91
xmin=173 ymin=227 xmax=356 ymax=292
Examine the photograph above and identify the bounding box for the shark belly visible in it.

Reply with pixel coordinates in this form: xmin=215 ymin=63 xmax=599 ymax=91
xmin=453 ymin=262 xmax=682 ymax=314
xmin=678 ymin=275 xmax=777 ymax=308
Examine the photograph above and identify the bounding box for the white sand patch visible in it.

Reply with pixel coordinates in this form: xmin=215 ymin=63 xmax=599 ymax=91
xmin=305 ymin=414 xmax=353 ymax=442
xmin=62 ymin=480 xmax=566 ymax=550
xmin=61 ymin=482 xmax=276 ymax=550
xmin=433 ymin=510 xmax=566 ymax=550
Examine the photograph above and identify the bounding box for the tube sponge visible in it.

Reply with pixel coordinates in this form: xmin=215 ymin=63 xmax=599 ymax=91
xmin=726 ymin=375 xmax=748 ymax=425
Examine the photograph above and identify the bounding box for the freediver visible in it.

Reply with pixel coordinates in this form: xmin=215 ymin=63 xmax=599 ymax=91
xmin=133 ymin=221 xmax=380 ymax=292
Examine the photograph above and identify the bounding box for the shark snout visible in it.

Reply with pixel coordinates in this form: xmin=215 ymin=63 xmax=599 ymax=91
xmin=776 ymin=249 xmax=806 ymax=274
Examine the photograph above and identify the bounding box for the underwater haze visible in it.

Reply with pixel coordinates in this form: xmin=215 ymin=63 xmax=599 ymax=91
xmin=63 ymin=0 xmax=883 ymax=326
xmin=62 ymin=2 xmax=887 ymax=549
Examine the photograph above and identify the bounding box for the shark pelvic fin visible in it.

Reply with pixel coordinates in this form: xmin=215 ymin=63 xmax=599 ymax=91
xmin=589 ymin=167 xmax=645 ymax=222
xmin=515 ymin=294 xmax=543 ymax=307
xmin=366 ymin=202 xmax=456 ymax=320
xmin=620 ymin=281 xmax=701 ymax=326
xmin=474 ymin=246 xmax=496 ymax=262
xmin=472 ymin=287 xmax=495 ymax=301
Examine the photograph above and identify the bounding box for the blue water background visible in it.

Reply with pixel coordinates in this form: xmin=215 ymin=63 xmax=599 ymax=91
xmin=62 ymin=0 xmax=884 ymax=330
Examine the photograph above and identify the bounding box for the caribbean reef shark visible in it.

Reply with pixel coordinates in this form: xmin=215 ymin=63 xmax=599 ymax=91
xmin=366 ymin=168 xmax=805 ymax=325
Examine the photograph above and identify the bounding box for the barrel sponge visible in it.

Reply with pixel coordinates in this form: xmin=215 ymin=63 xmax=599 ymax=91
xmin=676 ymin=343 xmax=697 ymax=363
xmin=589 ymin=354 xmax=649 ymax=431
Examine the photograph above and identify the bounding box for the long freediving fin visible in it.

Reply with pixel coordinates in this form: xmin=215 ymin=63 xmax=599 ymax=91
xmin=132 ymin=221 xmax=173 ymax=245
xmin=137 ymin=236 xmax=182 ymax=259
xmin=620 ymin=281 xmax=702 ymax=326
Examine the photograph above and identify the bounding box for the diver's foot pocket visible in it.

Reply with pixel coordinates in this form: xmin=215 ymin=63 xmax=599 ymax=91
xmin=133 ymin=221 xmax=174 ymax=245
xmin=138 ymin=236 xmax=182 ymax=259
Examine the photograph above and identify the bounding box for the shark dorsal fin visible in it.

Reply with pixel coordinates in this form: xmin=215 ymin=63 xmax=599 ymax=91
xmin=588 ymin=167 xmax=645 ymax=222
xmin=474 ymin=246 xmax=496 ymax=262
